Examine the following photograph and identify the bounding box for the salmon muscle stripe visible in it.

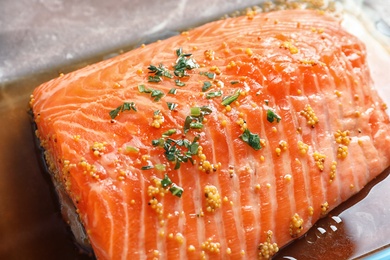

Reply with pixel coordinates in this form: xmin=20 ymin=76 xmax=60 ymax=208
xmin=30 ymin=9 xmax=390 ymax=260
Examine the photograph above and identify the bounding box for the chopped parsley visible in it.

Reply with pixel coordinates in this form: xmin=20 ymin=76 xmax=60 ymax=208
xmin=148 ymin=75 xmax=162 ymax=83
xmin=161 ymin=174 xmax=184 ymax=198
xmin=175 ymin=79 xmax=186 ymax=87
xmin=125 ymin=146 xmax=139 ymax=153
xmin=267 ymin=109 xmax=281 ymax=123
xmin=240 ymin=128 xmax=261 ymax=150
xmin=222 ymin=89 xmax=241 ymax=106
xmin=167 ymin=102 xmax=178 ymax=111
xmin=152 ymin=135 xmax=200 ymax=170
xmin=155 ymin=164 xmax=166 ymax=171
xmin=230 ymin=80 xmax=240 ymax=85
xmin=184 ymin=106 xmax=212 ymax=134
xmin=109 ymin=102 xmax=137 ymax=119
xmin=202 ymin=81 xmax=212 ymax=92
xmin=190 ymin=122 xmax=203 ymax=129
xmin=162 ymin=129 xmax=177 ymax=137
xmin=161 ymin=174 xmax=172 ymax=188
xmin=169 ymin=184 xmax=184 ymax=198
xmin=148 ymin=64 xmax=173 ymax=79
xmin=168 ymin=88 xmax=177 ymax=94
xmin=173 ymin=48 xmax=199 ymax=77
xmin=200 ymin=71 xmax=216 ymax=80
xmin=141 ymin=165 xmax=154 ymax=170
xmin=138 ymin=84 xmax=151 ymax=93
xmin=206 ymin=90 xmax=223 ymax=99
xmin=138 ymin=85 xmax=164 ymax=102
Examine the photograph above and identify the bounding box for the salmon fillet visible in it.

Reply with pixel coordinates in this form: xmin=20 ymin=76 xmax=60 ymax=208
xmin=30 ymin=9 xmax=390 ymax=259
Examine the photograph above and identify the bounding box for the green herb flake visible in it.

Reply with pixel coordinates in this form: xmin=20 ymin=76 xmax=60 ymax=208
xmin=222 ymin=89 xmax=241 ymax=106
xmin=206 ymin=90 xmax=222 ymax=99
xmin=175 ymin=79 xmax=186 ymax=87
xmin=148 ymin=75 xmax=162 ymax=83
xmin=167 ymin=102 xmax=178 ymax=111
xmin=267 ymin=109 xmax=282 ymax=123
xmin=138 ymin=84 xmax=151 ymax=93
xmin=230 ymin=80 xmax=240 ymax=85
xmin=148 ymin=64 xmax=173 ymax=79
xmin=190 ymin=107 xmax=201 ymax=117
xmin=109 ymin=102 xmax=137 ymax=119
xmin=190 ymin=122 xmax=203 ymax=129
xmin=169 ymin=184 xmax=184 ymax=198
xmin=152 ymin=138 xmax=164 ymax=147
xmin=161 ymin=174 xmax=172 ymax=188
xmin=141 ymin=165 xmax=154 ymax=170
xmin=173 ymin=48 xmax=199 ymax=77
xmin=125 ymin=146 xmax=139 ymax=154
xmin=183 ymin=116 xmax=193 ymax=134
xmin=168 ymin=88 xmax=177 ymax=95
xmin=162 ymin=129 xmax=177 ymax=137
xmin=139 ymin=86 xmax=164 ymax=102
xmin=202 ymin=81 xmax=212 ymax=92
xmin=161 ymin=136 xmax=199 ymax=169
xmin=151 ymin=89 xmax=164 ymax=102
xmin=184 ymin=106 xmax=212 ymax=133
xmin=200 ymin=72 xmax=216 ymax=80
xmin=155 ymin=164 xmax=166 ymax=171
xmin=240 ymin=128 xmax=261 ymax=150
xmin=200 ymin=106 xmax=212 ymax=115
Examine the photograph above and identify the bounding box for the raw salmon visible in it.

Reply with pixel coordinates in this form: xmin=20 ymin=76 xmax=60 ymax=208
xmin=30 ymin=9 xmax=390 ymax=259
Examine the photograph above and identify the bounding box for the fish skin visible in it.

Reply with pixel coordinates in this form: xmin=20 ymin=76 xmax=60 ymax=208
xmin=31 ymin=9 xmax=390 ymax=259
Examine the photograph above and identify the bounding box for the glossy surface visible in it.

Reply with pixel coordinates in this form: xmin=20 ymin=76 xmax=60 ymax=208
xmin=1 ymin=0 xmax=390 ymax=259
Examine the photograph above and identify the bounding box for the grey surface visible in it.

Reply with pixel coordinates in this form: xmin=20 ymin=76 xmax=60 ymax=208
xmin=0 ymin=0 xmax=262 ymax=83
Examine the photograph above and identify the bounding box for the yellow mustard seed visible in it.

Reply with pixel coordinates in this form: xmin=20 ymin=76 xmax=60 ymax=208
xmin=329 ymin=161 xmax=337 ymax=183
xmin=226 ymin=60 xmax=236 ymax=69
xmin=337 ymin=145 xmax=348 ymax=159
xmin=313 ymin=151 xmax=326 ymax=171
xmin=334 ymin=90 xmax=342 ymax=97
xmin=280 ymin=41 xmax=298 ymax=54
xmin=188 ymin=245 xmax=196 ymax=252
xmin=151 ymin=111 xmax=164 ymax=128
xmin=258 ymin=230 xmax=279 ymax=259
xmin=175 ymin=233 xmax=184 ymax=244
xmin=245 ymin=48 xmax=253 ymax=56
xmin=321 ymin=202 xmax=329 ymax=215
xmin=298 ymin=141 xmax=309 ymax=155
xmin=290 ymin=213 xmax=304 ymax=238
xmin=334 ymin=130 xmax=350 ymax=145
xmin=279 ymin=140 xmax=288 ymax=151
xmin=308 ymin=206 xmax=314 ymax=216
xmin=204 ymin=185 xmax=221 ymax=212
xmin=201 ymin=238 xmax=221 ymax=254
xmin=300 ymin=104 xmax=319 ymax=127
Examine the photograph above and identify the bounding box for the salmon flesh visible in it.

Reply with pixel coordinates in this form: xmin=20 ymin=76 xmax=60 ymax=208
xmin=31 ymin=9 xmax=390 ymax=259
